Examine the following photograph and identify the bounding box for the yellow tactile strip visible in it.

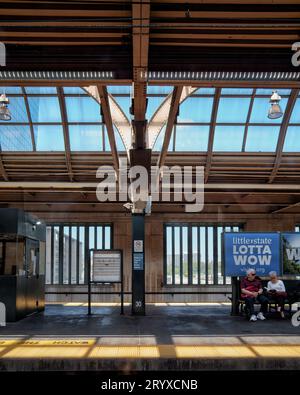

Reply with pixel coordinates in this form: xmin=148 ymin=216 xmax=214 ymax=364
xmin=0 ymin=338 xmax=300 ymax=360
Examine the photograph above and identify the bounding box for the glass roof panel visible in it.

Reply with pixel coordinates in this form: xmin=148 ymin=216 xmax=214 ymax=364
xmin=193 ymin=87 xmax=215 ymax=95
xmin=153 ymin=126 xmax=172 ymax=151
xmin=289 ymin=98 xmax=300 ymax=124
xmin=0 ymin=96 xmax=28 ymax=123
xmin=107 ymin=85 xmax=131 ymax=94
xmin=147 ymin=86 xmax=173 ymax=94
xmin=250 ymin=97 xmax=288 ymax=124
xmin=25 ymin=87 xmax=57 ymax=94
xmin=34 ymin=125 xmax=65 ymax=151
xmin=245 ymin=126 xmax=280 ymax=152
xmin=213 ymin=126 xmax=245 ymax=151
xmin=217 ymin=97 xmax=251 ymax=123
xmin=63 ymin=87 xmax=87 ymax=94
xmin=28 ymin=96 xmax=62 ymax=123
xmin=283 ymin=126 xmax=300 ymax=152
xmin=114 ymin=96 xmax=131 ymax=120
xmin=1 ymin=87 xmax=22 ymax=94
xmin=0 ymin=125 xmax=32 ymax=151
xmin=221 ymin=88 xmax=253 ymax=95
xmin=146 ymin=96 xmax=166 ymax=121
xmin=69 ymin=124 xmax=103 ymax=151
xmin=178 ymin=97 xmax=214 ymax=123
xmin=65 ymin=96 xmax=102 ymax=123
xmin=175 ymin=125 xmax=209 ymax=151
xmin=256 ymin=89 xmax=291 ymax=96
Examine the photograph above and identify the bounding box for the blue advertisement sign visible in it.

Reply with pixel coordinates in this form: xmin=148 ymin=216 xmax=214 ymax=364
xmin=224 ymin=232 xmax=281 ymax=276
xmin=282 ymin=233 xmax=300 ymax=275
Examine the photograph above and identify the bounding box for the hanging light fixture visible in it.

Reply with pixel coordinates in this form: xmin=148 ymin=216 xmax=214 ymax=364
xmin=268 ymin=90 xmax=283 ymax=119
xmin=0 ymin=93 xmax=11 ymax=121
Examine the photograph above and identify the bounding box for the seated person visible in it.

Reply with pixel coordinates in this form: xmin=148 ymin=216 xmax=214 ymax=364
xmin=267 ymin=271 xmax=287 ymax=319
xmin=241 ymin=268 xmax=269 ymax=322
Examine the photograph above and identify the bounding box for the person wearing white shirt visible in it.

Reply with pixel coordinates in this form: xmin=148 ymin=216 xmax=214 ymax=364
xmin=267 ymin=271 xmax=287 ymax=318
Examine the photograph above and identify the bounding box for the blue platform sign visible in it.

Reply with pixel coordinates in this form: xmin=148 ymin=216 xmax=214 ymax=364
xmin=282 ymin=233 xmax=300 ymax=275
xmin=224 ymin=232 xmax=281 ymax=276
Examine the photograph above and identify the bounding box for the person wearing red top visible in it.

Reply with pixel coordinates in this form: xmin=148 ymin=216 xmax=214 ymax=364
xmin=241 ymin=268 xmax=269 ymax=322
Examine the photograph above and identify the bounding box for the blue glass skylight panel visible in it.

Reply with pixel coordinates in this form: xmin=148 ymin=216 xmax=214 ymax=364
xmin=28 ymin=96 xmax=61 ymax=123
xmin=221 ymin=88 xmax=253 ymax=95
xmin=213 ymin=126 xmax=244 ymax=151
xmin=0 ymin=87 xmax=22 ymax=94
xmin=178 ymin=97 xmax=214 ymax=123
xmin=107 ymin=85 xmax=131 ymax=94
xmin=0 ymin=96 xmax=28 ymax=123
xmin=0 ymin=125 xmax=32 ymax=151
xmin=63 ymin=87 xmax=87 ymax=94
xmin=250 ymin=97 xmax=288 ymax=124
xmin=256 ymin=89 xmax=291 ymax=96
xmin=193 ymin=87 xmax=215 ymax=95
xmin=34 ymin=125 xmax=65 ymax=151
xmin=146 ymin=96 xmax=166 ymax=121
xmin=245 ymin=126 xmax=280 ymax=152
xmin=175 ymin=125 xmax=209 ymax=151
xmin=216 ymin=97 xmax=251 ymax=123
xmin=147 ymin=86 xmax=173 ymax=94
xmin=289 ymin=98 xmax=300 ymax=124
xmin=283 ymin=126 xmax=300 ymax=152
xmin=65 ymin=96 xmax=101 ymax=123
xmin=25 ymin=87 xmax=57 ymax=94
xmin=69 ymin=125 xmax=103 ymax=151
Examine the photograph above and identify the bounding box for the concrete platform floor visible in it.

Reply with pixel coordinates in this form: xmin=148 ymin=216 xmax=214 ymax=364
xmin=0 ymin=303 xmax=300 ymax=371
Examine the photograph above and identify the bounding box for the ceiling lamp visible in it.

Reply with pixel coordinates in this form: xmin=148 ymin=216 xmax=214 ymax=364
xmin=268 ymin=90 xmax=283 ymax=119
xmin=0 ymin=93 xmax=11 ymax=121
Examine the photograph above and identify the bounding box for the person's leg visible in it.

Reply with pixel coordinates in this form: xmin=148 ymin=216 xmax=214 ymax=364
xmin=276 ymin=295 xmax=285 ymax=311
xmin=258 ymin=294 xmax=269 ymax=314
xmin=245 ymin=297 xmax=255 ymax=316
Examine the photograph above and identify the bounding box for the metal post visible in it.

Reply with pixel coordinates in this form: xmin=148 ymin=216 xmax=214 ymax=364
xmin=231 ymin=276 xmax=240 ymax=316
xmin=88 ymin=251 xmax=91 ymax=315
xmin=120 ymin=250 xmax=124 ymax=315
xmin=131 ymin=214 xmax=145 ymax=315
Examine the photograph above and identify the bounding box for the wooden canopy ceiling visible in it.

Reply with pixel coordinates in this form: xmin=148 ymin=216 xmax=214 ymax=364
xmin=1 ymin=0 xmax=300 ymax=215
xmin=0 ymin=0 xmax=299 ymax=74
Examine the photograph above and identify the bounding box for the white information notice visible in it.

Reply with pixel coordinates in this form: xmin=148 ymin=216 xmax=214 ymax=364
xmin=92 ymin=251 xmax=121 ymax=282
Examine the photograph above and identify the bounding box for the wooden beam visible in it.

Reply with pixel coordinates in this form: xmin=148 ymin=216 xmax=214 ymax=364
xmin=157 ymin=86 xmax=183 ymax=169
xmin=97 ymin=85 xmax=119 ymax=174
xmin=0 ymin=154 xmax=8 ymax=181
xmin=204 ymin=88 xmax=221 ymax=183
xmin=21 ymin=87 xmax=36 ymax=151
xmin=271 ymin=200 xmax=300 ymax=214
xmin=268 ymin=88 xmax=300 ymax=183
xmin=57 ymin=87 xmax=74 ymax=182
xmin=132 ymin=0 xmax=150 ymax=148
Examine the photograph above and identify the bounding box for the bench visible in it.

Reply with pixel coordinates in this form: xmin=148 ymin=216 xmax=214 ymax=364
xmin=236 ymin=279 xmax=300 ymax=318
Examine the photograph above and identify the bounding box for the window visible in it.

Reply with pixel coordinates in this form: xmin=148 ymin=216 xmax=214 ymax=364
xmin=69 ymin=124 xmax=103 ymax=151
xmin=45 ymin=224 xmax=112 ymax=285
xmin=175 ymin=125 xmax=209 ymax=151
xmin=34 ymin=125 xmax=65 ymax=151
xmin=164 ymin=224 xmax=241 ymax=285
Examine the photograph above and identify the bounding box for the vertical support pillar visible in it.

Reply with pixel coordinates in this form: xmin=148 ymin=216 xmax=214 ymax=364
xmin=131 ymin=214 xmax=145 ymax=315
xmin=231 ymin=277 xmax=240 ymax=316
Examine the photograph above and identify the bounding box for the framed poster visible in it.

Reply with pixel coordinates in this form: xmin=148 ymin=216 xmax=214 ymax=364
xmin=90 ymin=250 xmax=122 ymax=282
xmin=224 ymin=232 xmax=281 ymax=276
xmin=282 ymin=233 xmax=300 ymax=275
